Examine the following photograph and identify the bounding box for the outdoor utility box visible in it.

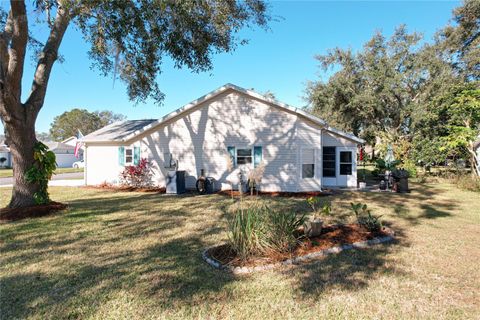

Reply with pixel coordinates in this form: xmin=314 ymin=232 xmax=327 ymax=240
xmin=166 ymin=170 xmax=186 ymax=194
xmin=205 ymin=177 xmax=216 ymax=194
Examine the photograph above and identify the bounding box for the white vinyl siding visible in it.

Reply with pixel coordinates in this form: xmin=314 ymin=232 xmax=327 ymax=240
xmin=141 ymin=90 xmax=300 ymax=191
xmin=301 ymin=148 xmax=315 ymax=179
xmin=85 ymin=89 xmax=359 ymax=190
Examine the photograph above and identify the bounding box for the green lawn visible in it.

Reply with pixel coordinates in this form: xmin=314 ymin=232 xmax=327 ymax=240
xmin=1 ymin=184 xmax=479 ymax=319
xmin=0 ymin=167 xmax=83 ymax=178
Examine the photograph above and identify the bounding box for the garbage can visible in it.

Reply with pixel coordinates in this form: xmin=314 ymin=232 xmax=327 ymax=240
xmin=166 ymin=170 xmax=186 ymax=194
xmin=205 ymin=177 xmax=216 ymax=194
xmin=392 ymin=169 xmax=409 ymax=193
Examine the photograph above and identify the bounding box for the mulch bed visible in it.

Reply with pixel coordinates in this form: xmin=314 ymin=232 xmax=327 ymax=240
xmin=0 ymin=201 xmax=68 ymax=222
xmin=84 ymin=185 xmax=166 ymax=193
xmin=217 ymin=190 xmax=336 ymax=198
xmin=207 ymin=224 xmax=389 ymax=268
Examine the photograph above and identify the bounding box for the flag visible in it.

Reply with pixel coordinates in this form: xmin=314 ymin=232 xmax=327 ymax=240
xmin=74 ymin=130 xmax=84 ymax=158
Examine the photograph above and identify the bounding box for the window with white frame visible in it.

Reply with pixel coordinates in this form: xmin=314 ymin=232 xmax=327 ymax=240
xmin=125 ymin=148 xmax=133 ymax=165
xmin=302 ymin=148 xmax=315 ymax=178
xmin=323 ymin=147 xmax=336 ymax=177
xmin=237 ymin=148 xmax=252 ymax=165
xmin=339 ymin=151 xmax=353 ymax=175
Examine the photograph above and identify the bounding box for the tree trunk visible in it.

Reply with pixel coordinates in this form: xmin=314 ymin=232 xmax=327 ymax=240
xmin=4 ymin=111 xmax=40 ymax=208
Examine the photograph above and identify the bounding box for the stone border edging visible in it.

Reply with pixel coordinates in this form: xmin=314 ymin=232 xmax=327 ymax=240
xmin=202 ymin=228 xmax=395 ymax=275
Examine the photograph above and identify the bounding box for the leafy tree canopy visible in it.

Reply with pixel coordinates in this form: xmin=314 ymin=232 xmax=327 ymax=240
xmin=49 ymin=108 xmax=126 ymax=141
xmin=0 ymin=0 xmax=270 ymax=208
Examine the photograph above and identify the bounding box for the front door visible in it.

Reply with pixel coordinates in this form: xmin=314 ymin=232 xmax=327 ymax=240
xmin=336 ymin=147 xmax=357 ymax=187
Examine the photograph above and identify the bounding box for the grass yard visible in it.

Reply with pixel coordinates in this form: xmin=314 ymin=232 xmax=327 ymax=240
xmin=0 ymin=167 xmax=84 ymax=178
xmin=1 ymin=183 xmax=479 ymax=319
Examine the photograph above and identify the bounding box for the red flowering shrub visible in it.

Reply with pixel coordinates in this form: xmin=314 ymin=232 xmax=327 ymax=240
xmin=119 ymin=158 xmax=153 ymax=188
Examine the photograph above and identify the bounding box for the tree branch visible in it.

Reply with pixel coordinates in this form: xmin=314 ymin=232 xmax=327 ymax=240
xmin=5 ymin=0 xmax=28 ymax=105
xmin=25 ymin=3 xmax=70 ymax=115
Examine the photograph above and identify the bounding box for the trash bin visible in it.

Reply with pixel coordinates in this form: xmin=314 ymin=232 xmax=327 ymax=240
xmin=166 ymin=170 xmax=186 ymax=194
xmin=392 ymin=169 xmax=409 ymax=193
xmin=205 ymin=177 xmax=216 ymax=194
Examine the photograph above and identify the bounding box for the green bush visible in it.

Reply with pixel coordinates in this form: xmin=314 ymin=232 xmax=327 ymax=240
xmin=350 ymin=203 xmax=383 ymax=232
xmin=227 ymin=205 xmax=306 ymax=260
xmin=402 ymin=159 xmax=417 ymax=178
xmin=454 ymin=174 xmax=480 ymax=192
xmin=25 ymin=142 xmax=57 ymax=204
xmin=267 ymin=211 xmax=306 ymax=253
xmin=228 ymin=206 xmax=271 ymax=260
xmin=373 ymin=159 xmax=401 ymax=176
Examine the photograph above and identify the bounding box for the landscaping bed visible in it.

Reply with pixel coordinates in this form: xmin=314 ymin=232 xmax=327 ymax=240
xmin=0 ymin=201 xmax=67 ymax=221
xmin=217 ymin=189 xmax=336 ymax=198
xmin=204 ymin=224 xmax=395 ymax=274
xmin=85 ymin=184 xmax=166 ymax=193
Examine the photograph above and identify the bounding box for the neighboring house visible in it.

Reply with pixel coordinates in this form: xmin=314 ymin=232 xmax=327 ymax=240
xmin=45 ymin=142 xmax=82 ymax=168
xmin=82 ymin=84 xmax=364 ymax=191
xmin=0 ymin=141 xmax=11 ymax=168
xmin=62 ymin=136 xmax=78 ymax=147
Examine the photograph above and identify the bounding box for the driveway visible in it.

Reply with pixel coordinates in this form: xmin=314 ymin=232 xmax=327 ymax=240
xmin=0 ymin=172 xmax=84 ymax=186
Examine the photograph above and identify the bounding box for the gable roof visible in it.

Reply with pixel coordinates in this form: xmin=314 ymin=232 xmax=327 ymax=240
xmin=83 ymin=84 xmax=364 ymax=144
xmin=82 ymin=119 xmax=158 ymax=142
xmin=45 ymin=141 xmax=76 ymax=151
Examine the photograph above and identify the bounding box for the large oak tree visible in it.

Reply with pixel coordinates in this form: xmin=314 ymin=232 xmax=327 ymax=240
xmin=0 ymin=0 xmax=269 ymax=209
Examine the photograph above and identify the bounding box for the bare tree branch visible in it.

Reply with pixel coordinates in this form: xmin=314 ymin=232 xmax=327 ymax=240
xmin=5 ymin=0 xmax=28 ymax=106
xmin=25 ymin=3 xmax=70 ymax=114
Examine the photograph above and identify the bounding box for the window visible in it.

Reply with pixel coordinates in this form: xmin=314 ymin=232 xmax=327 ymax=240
xmin=302 ymin=148 xmax=315 ymax=178
xmin=237 ymin=148 xmax=252 ymax=165
xmin=340 ymin=151 xmax=352 ymax=175
xmin=125 ymin=148 xmax=133 ymax=165
xmin=323 ymin=147 xmax=336 ymax=177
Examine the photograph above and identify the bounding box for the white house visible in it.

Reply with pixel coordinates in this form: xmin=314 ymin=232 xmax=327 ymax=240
xmin=0 ymin=142 xmax=11 ymax=168
xmin=82 ymin=84 xmax=364 ymax=191
xmin=45 ymin=142 xmax=82 ymax=168
xmin=62 ymin=136 xmax=79 ymax=147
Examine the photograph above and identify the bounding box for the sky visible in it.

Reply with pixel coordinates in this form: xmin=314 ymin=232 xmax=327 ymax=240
xmin=1 ymin=0 xmax=460 ymax=134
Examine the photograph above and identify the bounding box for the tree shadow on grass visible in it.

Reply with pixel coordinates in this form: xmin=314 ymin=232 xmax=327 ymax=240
xmin=282 ymin=182 xmax=460 ymax=297
xmin=0 ymin=193 xmax=236 ymax=319
xmin=283 ymin=241 xmax=404 ymax=297
xmin=0 ymin=235 xmax=235 ymax=319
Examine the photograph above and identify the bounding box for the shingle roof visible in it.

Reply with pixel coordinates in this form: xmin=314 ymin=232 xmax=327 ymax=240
xmin=83 ymin=119 xmax=158 ymax=142
xmin=45 ymin=141 xmax=75 ymax=151
xmin=82 ymin=84 xmax=364 ymax=144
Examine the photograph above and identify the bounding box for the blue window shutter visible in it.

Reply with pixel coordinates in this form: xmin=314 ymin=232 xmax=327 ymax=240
xmin=254 ymin=146 xmax=262 ymax=168
xmin=227 ymin=146 xmax=236 ymax=167
xmin=133 ymin=147 xmax=140 ymax=165
xmin=118 ymin=146 xmax=125 ymax=166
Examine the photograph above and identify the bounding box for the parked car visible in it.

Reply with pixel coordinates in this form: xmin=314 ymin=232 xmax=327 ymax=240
xmin=72 ymin=159 xmax=85 ymax=168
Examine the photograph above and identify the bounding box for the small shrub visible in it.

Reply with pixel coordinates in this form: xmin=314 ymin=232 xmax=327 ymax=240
xmin=267 ymin=211 xmax=306 ymax=253
xmin=25 ymin=142 xmax=57 ymax=204
xmin=228 ymin=205 xmax=271 ymax=260
xmin=247 ymin=163 xmax=266 ymax=195
xmin=306 ymin=197 xmax=332 ymax=219
xmin=350 ymin=202 xmax=382 ymax=232
xmin=320 ymin=202 xmax=332 ymax=216
xmin=119 ymin=158 xmax=153 ymax=188
xmin=454 ymin=174 xmax=480 ymax=192
xmin=402 ymin=159 xmax=417 ymax=178
xmin=374 ymin=159 xmax=400 ymax=175
xmin=227 ymin=205 xmax=306 ymax=260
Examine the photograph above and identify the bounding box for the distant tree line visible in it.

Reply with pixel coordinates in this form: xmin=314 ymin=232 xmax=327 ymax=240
xmin=307 ymin=0 xmax=479 ymax=176
xmin=49 ymin=109 xmax=126 ymax=141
